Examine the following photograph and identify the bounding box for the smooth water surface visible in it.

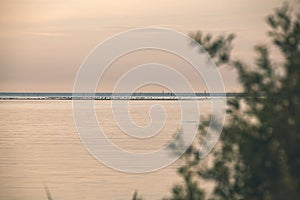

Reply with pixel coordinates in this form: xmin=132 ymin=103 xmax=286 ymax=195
xmin=0 ymin=100 xmax=212 ymax=200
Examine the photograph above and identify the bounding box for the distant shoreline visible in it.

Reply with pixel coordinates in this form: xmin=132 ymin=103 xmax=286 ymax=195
xmin=0 ymin=92 xmax=243 ymax=101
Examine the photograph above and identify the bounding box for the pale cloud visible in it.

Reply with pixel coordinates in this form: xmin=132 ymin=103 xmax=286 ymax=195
xmin=26 ymin=31 xmax=72 ymax=37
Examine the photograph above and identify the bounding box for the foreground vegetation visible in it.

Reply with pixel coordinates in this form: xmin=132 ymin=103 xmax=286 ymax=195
xmin=163 ymin=2 xmax=300 ymax=200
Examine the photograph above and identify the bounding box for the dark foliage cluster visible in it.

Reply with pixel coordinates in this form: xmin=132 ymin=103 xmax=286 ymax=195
xmin=164 ymin=2 xmax=300 ymax=200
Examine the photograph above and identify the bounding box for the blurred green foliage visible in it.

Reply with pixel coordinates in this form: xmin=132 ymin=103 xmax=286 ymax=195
xmin=165 ymin=2 xmax=300 ymax=200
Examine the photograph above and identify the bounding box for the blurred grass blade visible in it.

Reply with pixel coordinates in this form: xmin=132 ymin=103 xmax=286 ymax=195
xmin=43 ymin=184 xmax=53 ymax=200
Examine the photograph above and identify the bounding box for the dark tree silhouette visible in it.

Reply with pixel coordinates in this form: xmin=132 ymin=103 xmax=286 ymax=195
xmin=165 ymin=2 xmax=300 ymax=200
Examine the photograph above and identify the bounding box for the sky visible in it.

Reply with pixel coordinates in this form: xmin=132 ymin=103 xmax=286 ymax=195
xmin=0 ymin=0 xmax=290 ymax=92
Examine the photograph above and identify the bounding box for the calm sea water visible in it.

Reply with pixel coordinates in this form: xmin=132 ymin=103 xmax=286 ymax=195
xmin=0 ymin=100 xmax=213 ymax=200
